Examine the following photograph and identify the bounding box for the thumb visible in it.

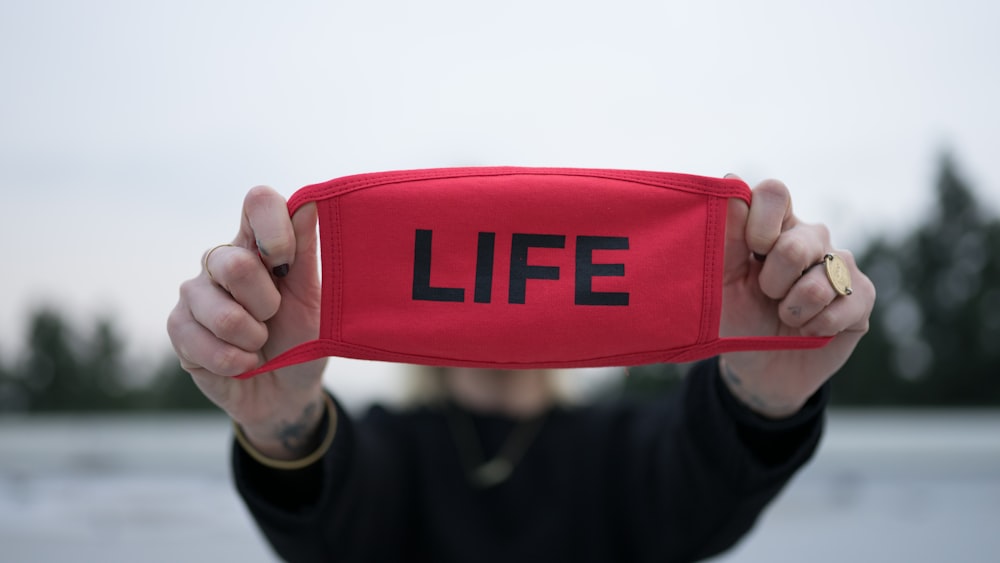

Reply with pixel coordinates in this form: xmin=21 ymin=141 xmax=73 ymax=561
xmin=283 ymin=202 xmax=319 ymax=291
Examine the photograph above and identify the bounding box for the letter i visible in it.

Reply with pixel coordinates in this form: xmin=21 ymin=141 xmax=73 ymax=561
xmin=474 ymin=232 xmax=496 ymax=303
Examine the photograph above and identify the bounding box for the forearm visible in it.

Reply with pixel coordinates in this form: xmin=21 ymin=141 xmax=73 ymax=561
xmin=233 ymin=397 xmax=414 ymax=562
xmin=232 ymin=397 xmax=340 ymax=562
xmin=620 ymin=360 xmax=826 ymax=560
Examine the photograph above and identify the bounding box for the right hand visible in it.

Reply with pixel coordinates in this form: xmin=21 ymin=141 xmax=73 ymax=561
xmin=167 ymin=186 xmax=328 ymax=459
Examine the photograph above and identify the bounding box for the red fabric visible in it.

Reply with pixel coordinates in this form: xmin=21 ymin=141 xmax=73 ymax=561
xmin=235 ymin=167 xmax=830 ymax=379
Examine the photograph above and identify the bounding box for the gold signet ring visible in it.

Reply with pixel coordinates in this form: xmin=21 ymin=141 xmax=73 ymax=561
xmin=822 ymin=253 xmax=853 ymax=296
xmin=203 ymin=244 xmax=235 ymax=284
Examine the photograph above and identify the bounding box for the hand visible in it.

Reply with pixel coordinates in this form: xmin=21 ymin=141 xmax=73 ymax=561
xmin=167 ymin=186 xmax=328 ymax=459
xmin=719 ymin=177 xmax=876 ymax=418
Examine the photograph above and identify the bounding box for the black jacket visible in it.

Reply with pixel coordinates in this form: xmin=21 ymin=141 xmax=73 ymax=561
xmin=234 ymin=359 xmax=826 ymax=562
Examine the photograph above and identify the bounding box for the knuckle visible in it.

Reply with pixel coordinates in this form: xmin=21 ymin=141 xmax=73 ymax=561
xmin=222 ymin=250 xmax=261 ymax=285
xmin=799 ymin=274 xmax=831 ymax=304
xmin=748 ymin=231 xmax=776 ymax=254
xmin=864 ymin=275 xmax=877 ymax=302
xmin=760 ymin=278 xmax=787 ymax=300
xmin=757 ymin=178 xmax=790 ymax=198
xmin=213 ymin=304 xmax=248 ymax=340
xmin=244 ymin=185 xmax=276 ymax=207
xmin=212 ymin=346 xmax=254 ymax=377
xmin=166 ymin=305 xmax=188 ymax=341
xmin=774 ymin=235 xmax=812 ymax=267
xmin=802 ymin=309 xmax=838 ymax=337
xmin=178 ymin=278 xmax=200 ymax=301
xmin=811 ymin=223 xmax=832 ymax=244
xmin=258 ymin=291 xmax=282 ymax=321
xmin=259 ymin=304 xmax=279 ymax=324
xmin=246 ymin=324 xmax=269 ymax=350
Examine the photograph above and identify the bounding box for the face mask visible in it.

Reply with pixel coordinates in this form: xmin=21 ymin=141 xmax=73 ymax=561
xmin=235 ymin=167 xmax=829 ymax=379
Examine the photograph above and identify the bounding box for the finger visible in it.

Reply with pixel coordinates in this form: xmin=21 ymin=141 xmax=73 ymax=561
xmin=239 ymin=185 xmax=296 ymax=276
xmin=184 ymin=278 xmax=269 ymax=351
xmin=758 ymin=222 xmax=830 ymax=299
xmin=202 ymin=245 xmax=281 ymax=321
xmin=746 ymin=179 xmax=795 ymax=257
xmin=798 ymin=250 xmax=875 ymax=337
xmin=168 ymin=301 xmax=262 ymax=377
xmin=777 ymin=262 xmax=837 ymax=328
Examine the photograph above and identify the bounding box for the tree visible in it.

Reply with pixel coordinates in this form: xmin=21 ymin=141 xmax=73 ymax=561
xmin=142 ymin=354 xmax=216 ymax=411
xmin=0 ymin=348 xmax=28 ymax=412
xmin=17 ymin=308 xmax=86 ymax=411
xmin=78 ymin=317 xmax=132 ymax=410
xmin=833 ymin=154 xmax=1000 ymax=405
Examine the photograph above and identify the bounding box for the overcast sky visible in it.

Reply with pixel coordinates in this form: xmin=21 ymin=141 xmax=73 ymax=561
xmin=1 ymin=0 xmax=997 ymax=404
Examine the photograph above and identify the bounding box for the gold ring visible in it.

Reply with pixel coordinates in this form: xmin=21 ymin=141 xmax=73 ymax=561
xmin=203 ymin=243 xmax=235 ymax=284
xmin=821 ymin=253 xmax=853 ymax=296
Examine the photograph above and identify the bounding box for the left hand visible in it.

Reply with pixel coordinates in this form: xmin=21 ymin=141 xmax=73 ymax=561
xmin=719 ymin=177 xmax=876 ymax=418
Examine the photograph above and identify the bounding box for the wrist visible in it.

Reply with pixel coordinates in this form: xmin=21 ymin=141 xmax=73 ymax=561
xmin=718 ymin=357 xmax=804 ymax=420
xmin=237 ymin=391 xmax=330 ymax=461
xmin=234 ymin=392 xmax=337 ymax=470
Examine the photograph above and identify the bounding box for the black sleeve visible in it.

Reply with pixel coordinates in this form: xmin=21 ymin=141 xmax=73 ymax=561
xmin=232 ymin=393 xmax=417 ymax=563
xmin=608 ymin=359 xmax=827 ymax=562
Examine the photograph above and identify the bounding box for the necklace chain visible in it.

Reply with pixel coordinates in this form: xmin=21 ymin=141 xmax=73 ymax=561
xmin=445 ymin=405 xmax=547 ymax=488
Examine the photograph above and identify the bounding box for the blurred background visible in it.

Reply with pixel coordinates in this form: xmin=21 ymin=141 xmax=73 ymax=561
xmin=1 ymin=0 xmax=998 ymax=561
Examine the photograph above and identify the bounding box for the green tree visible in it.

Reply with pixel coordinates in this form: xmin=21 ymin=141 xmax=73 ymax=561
xmin=143 ymin=355 xmax=216 ymax=411
xmin=0 ymin=348 xmax=28 ymax=412
xmin=11 ymin=307 xmax=219 ymax=412
xmin=18 ymin=308 xmax=88 ymax=411
xmin=834 ymin=155 xmax=1000 ymax=405
xmin=16 ymin=309 xmax=140 ymax=411
xmin=79 ymin=317 xmax=131 ymax=410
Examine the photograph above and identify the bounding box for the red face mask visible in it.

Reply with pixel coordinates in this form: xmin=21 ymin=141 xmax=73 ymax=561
xmin=235 ymin=167 xmax=829 ymax=379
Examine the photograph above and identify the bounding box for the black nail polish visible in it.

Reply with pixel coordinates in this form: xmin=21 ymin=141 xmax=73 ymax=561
xmin=753 ymin=252 xmax=767 ymax=262
xmin=272 ymin=263 xmax=289 ymax=277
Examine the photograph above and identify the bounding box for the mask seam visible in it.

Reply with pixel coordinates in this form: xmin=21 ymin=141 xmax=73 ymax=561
xmin=295 ymin=168 xmax=749 ymax=205
xmin=699 ymin=195 xmax=717 ymax=344
xmin=333 ymin=197 xmax=343 ymax=342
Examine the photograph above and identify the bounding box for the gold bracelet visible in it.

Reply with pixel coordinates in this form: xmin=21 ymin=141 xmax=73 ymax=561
xmin=232 ymin=393 xmax=337 ymax=471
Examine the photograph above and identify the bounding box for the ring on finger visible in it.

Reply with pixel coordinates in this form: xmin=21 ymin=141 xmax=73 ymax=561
xmin=819 ymin=252 xmax=853 ymax=296
xmin=203 ymin=244 xmax=235 ymax=284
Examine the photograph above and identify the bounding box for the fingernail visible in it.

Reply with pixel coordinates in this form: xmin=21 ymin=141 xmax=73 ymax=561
xmin=753 ymin=252 xmax=767 ymax=262
xmin=272 ymin=264 xmax=289 ymax=277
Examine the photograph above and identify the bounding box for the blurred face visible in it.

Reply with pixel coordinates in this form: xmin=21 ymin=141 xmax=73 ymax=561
xmin=442 ymin=368 xmax=556 ymax=418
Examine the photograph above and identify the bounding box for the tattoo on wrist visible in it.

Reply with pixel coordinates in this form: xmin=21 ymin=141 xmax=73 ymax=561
xmin=275 ymin=400 xmax=323 ymax=456
xmin=720 ymin=360 xmax=793 ymax=416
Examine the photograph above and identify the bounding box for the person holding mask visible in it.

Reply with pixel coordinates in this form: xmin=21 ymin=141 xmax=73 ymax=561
xmin=167 ymin=175 xmax=875 ymax=562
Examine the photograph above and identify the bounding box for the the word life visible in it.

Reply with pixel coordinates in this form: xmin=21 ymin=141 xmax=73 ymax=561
xmin=412 ymin=229 xmax=630 ymax=306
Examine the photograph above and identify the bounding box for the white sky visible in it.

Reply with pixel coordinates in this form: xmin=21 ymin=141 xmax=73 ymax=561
xmin=1 ymin=0 xmax=998 ymax=404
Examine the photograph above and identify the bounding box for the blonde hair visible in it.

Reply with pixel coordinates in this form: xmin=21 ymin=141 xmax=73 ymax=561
xmin=401 ymin=365 xmax=577 ymax=408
